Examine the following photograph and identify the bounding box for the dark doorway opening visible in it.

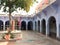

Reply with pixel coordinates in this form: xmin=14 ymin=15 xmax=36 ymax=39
xmin=49 ymin=17 xmax=56 ymax=39
xmin=5 ymin=21 xmax=9 ymax=30
xmin=38 ymin=20 xmax=40 ymax=32
xmin=28 ymin=21 xmax=33 ymax=30
xmin=21 ymin=21 xmax=26 ymax=30
xmin=42 ymin=19 xmax=46 ymax=35
xmin=0 ymin=20 xmax=3 ymax=31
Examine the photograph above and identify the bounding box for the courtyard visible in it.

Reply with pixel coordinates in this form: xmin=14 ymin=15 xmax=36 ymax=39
xmin=0 ymin=0 xmax=60 ymax=45
xmin=9 ymin=30 xmax=60 ymax=45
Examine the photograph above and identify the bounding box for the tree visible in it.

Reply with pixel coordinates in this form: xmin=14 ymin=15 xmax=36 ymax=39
xmin=0 ymin=0 xmax=36 ymax=30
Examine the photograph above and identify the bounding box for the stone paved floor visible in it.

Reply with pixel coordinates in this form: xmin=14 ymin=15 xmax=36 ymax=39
xmin=16 ymin=30 xmax=60 ymax=45
xmin=0 ymin=30 xmax=60 ymax=45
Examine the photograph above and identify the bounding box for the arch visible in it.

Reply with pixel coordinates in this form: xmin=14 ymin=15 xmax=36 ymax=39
xmin=0 ymin=20 xmax=3 ymax=31
xmin=48 ymin=16 xmax=56 ymax=38
xmin=41 ymin=19 xmax=46 ymax=35
xmin=21 ymin=21 xmax=26 ymax=30
xmin=5 ymin=20 xmax=10 ymax=30
xmin=38 ymin=20 xmax=40 ymax=32
xmin=28 ymin=21 xmax=33 ymax=30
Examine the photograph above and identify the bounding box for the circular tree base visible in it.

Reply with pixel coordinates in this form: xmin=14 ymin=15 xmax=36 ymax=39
xmin=0 ymin=30 xmax=22 ymax=45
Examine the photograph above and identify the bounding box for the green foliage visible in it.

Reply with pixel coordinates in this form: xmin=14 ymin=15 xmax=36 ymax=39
xmin=0 ymin=0 xmax=36 ymax=13
xmin=2 ymin=34 xmax=5 ymax=39
xmin=0 ymin=0 xmax=36 ymax=29
xmin=10 ymin=33 xmax=15 ymax=39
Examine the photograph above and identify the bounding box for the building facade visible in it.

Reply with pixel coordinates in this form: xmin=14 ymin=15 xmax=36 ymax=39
xmin=33 ymin=0 xmax=60 ymax=39
xmin=0 ymin=0 xmax=60 ymax=39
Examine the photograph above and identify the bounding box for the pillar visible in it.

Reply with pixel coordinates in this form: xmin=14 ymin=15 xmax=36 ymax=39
xmin=40 ymin=21 xmax=42 ymax=33
xmin=35 ymin=21 xmax=36 ymax=31
xmin=46 ymin=22 xmax=49 ymax=36
xmin=37 ymin=21 xmax=38 ymax=31
xmin=57 ymin=23 xmax=60 ymax=39
xmin=33 ymin=21 xmax=35 ymax=31
xmin=39 ymin=20 xmax=40 ymax=30
xmin=3 ymin=21 xmax=5 ymax=31
xmin=18 ymin=21 xmax=21 ymax=30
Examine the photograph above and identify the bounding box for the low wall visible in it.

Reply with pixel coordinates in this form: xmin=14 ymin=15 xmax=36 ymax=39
xmin=0 ymin=30 xmax=22 ymax=45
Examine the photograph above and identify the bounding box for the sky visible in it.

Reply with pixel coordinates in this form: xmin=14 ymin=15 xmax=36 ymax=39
xmin=0 ymin=0 xmax=42 ymax=16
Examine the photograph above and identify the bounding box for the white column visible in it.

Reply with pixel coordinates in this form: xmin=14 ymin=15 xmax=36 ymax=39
xmin=35 ymin=21 xmax=36 ymax=31
xmin=57 ymin=23 xmax=60 ymax=38
xmin=37 ymin=21 xmax=38 ymax=31
xmin=46 ymin=22 xmax=49 ymax=36
xmin=3 ymin=21 xmax=5 ymax=31
xmin=40 ymin=22 xmax=42 ymax=33
xmin=39 ymin=21 xmax=40 ymax=32
xmin=33 ymin=21 xmax=35 ymax=31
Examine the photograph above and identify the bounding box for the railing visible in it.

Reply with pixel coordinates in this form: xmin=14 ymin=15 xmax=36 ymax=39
xmin=0 ymin=25 xmax=21 ymax=31
xmin=0 ymin=25 xmax=3 ymax=31
xmin=5 ymin=25 xmax=9 ymax=30
xmin=15 ymin=25 xmax=20 ymax=30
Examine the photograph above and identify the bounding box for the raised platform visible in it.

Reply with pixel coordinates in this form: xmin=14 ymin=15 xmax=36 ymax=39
xmin=0 ymin=30 xmax=22 ymax=45
xmin=0 ymin=30 xmax=22 ymax=41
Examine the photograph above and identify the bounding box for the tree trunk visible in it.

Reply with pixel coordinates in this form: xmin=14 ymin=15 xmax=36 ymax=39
xmin=9 ymin=6 xmax=12 ymax=31
xmin=8 ymin=0 xmax=13 ymax=31
xmin=9 ymin=13 xmax=12 ymax=30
